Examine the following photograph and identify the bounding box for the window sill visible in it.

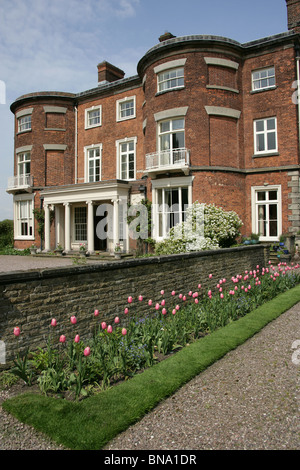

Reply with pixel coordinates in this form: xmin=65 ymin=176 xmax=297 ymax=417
xmin=155 ymin=86 xmax=185 ymax=97
xmin=252 ymin=152 xmax=279 ymax=158
xmin=16 ymin=130 xmax=32 ymax=136
xmin=44 ymin=128 xmax=66 ymax=132
xmin=206 ymin=85 xmax=239 ymax=94
xmin=250 ymin=85 xmax=277 ymax=95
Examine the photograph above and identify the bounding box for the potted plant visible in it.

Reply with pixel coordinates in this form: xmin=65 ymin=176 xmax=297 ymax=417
xmin=114 ymin=243 xmax=122 ymax=259
xmin=79 ymin=243 xmax=87 ymax=257
xmin=30 ymin=244 xmax=37 ymax=255
xmin=54 ymin=243 xmax=64 ymax=255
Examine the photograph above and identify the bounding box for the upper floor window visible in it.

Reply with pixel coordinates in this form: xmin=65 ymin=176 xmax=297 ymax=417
xmin=252 ymin=67 xmax=275 ymax=91
xmin=157 ymin=67 xmax=184 ymax=93
xmin=116 ymin=137 xmax=137 ymax=180
xmin=117 ymin=96 xmax=136 ymax=121
xmin=18 ymin=152 xmax=31 ymax=181
xmin=159 ymin=118 xmax=185 ymax=157
xmin=85 ymin=144 xmax=102 ymax=182
xmin=18 ymin=115 xmax=31 ymax=133
xmin=85 ymin=106 xmax=102 ymax=129
xmin=254 ymin=117 xmax=277 ymax=155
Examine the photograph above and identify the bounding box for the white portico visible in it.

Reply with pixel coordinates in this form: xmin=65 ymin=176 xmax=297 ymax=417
xmin=41 ymin=181 xmax=130 ymax=253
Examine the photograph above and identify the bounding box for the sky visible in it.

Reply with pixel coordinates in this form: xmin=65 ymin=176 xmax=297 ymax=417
xmin=0 ymin=0 xmax=289 ymax=221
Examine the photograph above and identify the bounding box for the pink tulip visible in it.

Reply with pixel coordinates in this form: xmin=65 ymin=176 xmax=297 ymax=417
xmin=114 ymin=317 xmax=120 ymax=324
xmin=128 ymin=296 xmax=133 ymax=303
xmin=13 ymin=327 xmax=20 ymax=337
xmin=148 ymin=299 xmax=152 ymax=306
xmin=101 ymin=321 xmax=107 ymax=330
xmin=160 ymin=290 xmax=164 ymax=295
xmin=171 ymin=290 xmax=176 ymax=296
xmin=124 ymin=307 xmax=129 ymax=314
xmin=155 ymin=303 xmax=160 ymax=310
xmin=175 ymin=304 xmax=180 ymax=311
xmin=194 ymin=298 xmax=199 ymax=304
xmin=209 ymin=273 xmax=213 ymax=279
xmin=70 ymin=316 xmax=77 ymax=325
xmin=138 ymin=295 xmax=143 ymax=301
xmin=198 ymin=284 xmax=201 ymax=289
xmin=220 ymin=293 xmax=224 ymax=299
xmin=50 ymin=318 xmax=57 ymax=327
xmin=162 ymin=308 xmax=167 ymax=315
xmin=94 ymin=309 xmax=99 ymax=316
xmin=179 ymin=293 xmax=183 ymax=299
xmin=84 ymin=347 xmax=91 ymax=357
xmin=182 ymin=295 xmax=186 ymax=301
xmin=107 ymin=325 xmax=113 ymax=333
xmin=161 ymin=299 xmax=165 ymax=306
xmin=122 ymin=328 xmax=127 ymax=336
xmin=208 ymin=290 xmax=212 ymax=296
xmin=189 ymin=291 xmax=192 ymax=296
xmin=172 ymin=309 xmax=176 ymax=315
xmin=60 ymin=335 xmax=66 ymax=343
xmin=74 ymin=334 xmax=80 ymax=343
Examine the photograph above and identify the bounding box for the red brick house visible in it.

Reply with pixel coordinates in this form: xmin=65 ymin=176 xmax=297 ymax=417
xmin=7 ymin=0 xmax=300 ymax=253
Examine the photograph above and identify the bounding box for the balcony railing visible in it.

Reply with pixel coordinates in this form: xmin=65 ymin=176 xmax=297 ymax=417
xmin=145 ymin=148 xmax=190 ymax=173
xmin=6 ymin=174 xmax=33 ymax=193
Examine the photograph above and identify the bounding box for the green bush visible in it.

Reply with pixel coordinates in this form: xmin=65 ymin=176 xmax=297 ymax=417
xmin=155 ymin=202 xmax=243 ymax=255
xmin=0 ymin=219 xmax=13 ymax=249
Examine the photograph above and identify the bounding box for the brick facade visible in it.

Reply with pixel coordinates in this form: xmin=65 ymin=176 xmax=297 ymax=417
xmin=7 ymin=1 xmax=300 ymax=252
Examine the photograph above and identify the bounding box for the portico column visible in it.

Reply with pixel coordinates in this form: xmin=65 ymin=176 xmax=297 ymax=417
xmin=44 ymin=203 xmax=51 ymax=252
xmin=87 ymin=200 xmax=94 ymax=253
xmin=113 ymin=197 xmax=120 ymax=248
xmin=64 ymin=202 xmax=71 ymax=252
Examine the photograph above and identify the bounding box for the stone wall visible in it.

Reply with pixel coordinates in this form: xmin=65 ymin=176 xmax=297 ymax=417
xmin=0 ymin=245 xmax=269 ymax=366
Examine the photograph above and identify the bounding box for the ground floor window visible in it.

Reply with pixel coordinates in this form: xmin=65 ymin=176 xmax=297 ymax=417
xmin=74 ymin=206 xmax=87 ymax=241
xmin=14 ymin=196 xmax=34 ymax=239
xmin=152 ymin=177 xmax=193 ymax=240
xmin=252 ymin=186 xmax=281 ymax=241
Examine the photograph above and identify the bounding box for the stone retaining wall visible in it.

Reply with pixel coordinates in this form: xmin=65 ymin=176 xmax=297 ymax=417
xmin=0 ymin=245 xmax=269 ymax=366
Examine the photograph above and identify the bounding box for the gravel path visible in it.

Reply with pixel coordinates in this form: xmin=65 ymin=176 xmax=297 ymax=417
xmin=0 ymin=255 xmax=106 ymax=273
xmin=0 ymin=303 xmax=299 ymax=450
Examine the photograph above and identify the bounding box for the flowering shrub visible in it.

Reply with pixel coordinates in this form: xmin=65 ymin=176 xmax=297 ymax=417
xmin=155 ymin=202 xmax=243 ymax=255
xmin=10 ymin=260 xmax=300 ymax=400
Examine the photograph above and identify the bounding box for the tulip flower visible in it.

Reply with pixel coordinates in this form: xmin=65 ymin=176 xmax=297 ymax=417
xmin=161 ymin=299 xmax=165 ymax=306
xmin=194 ymin=298 xmax=199 ymax=304
xmin=160 ymin=290 xmax=164 ymax=295
xmin=175 ymin=304 xmax=180 ymax=311
xmin=94 ymin=309 xmax=99 ymax=316
xmin=138 ymin=295 xmax=143 ymax=301
xmin=155 ymin=303 xmax=160 ymax=310
xmin=122 ymin=328 xmax=127 ymax=336
xmin=70 ymin=316 xmax=77 ymax=325
xmin=220 ymin=293 xmax=224 ymax=299
xmin=101 ymin=322 xmax=107 ymax=330
xmin=171 ymin=290 xmax=176 ymax=296
xmin=13 ymin=327 xmax=20 ymax=337
xmin=74 ymin=334 xmax=80 ymax=343
xmin=114 ymin=316 xmax=120 ymax=324
xmin=172 ymin=309 xmax=176 ymax=315
xmin=84 ymin=347 xmax=91 ymax=357
xmin=148 ymin=299 xmax=152 ymax=306
xmin=107 ymin=325 xmax=113 ymax=333
xmin=128 ymin=296 xmax=133 ymax=303
xmin=162 ymin=308 xmax=167 ymax=315
xmin=50 ymin=318 xmax=57 ymax=327
xmin=209 ymin=273 xmax=213 ymax=279
xmin=60 ymin=335 xmax=66 ymax=343
xmin=124 ymin=307 xmax=129 ymax=314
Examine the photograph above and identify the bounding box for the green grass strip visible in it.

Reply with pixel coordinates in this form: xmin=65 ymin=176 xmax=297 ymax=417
xmin=3 ymin=285 xmax=300 ymax=450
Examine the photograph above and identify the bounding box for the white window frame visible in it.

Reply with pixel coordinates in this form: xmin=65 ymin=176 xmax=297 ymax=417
xmin=252 ymin=67 xmax=275 ymax=92
xmin=85 ymin=105 xmax=102 ymax=129
xmin=251 ymin=185 xmax=282 ymax=242
xmin=14 ymin=194 xmax=35 ymax=240
xmin=116 ymin=96 xmax=136 ymax=122
xmin=157 ymin=67 xmax=184 ymax=93
xmin=253 ymin=117 xmax=278 ymax=155
xmin=73 ymin=206 xmax=87 ymax=242
xmin=17 ymin=151 xmax=31 ymax=184
xmin=152 ymin=176 xmax=193 ymax=241
xmin=116 ymin=137 xmax=137 ymax=181
xmin=18 ymin=115 xmax=31 ymax=133
xmin=84 ymin=144 xmax=102 ymax=183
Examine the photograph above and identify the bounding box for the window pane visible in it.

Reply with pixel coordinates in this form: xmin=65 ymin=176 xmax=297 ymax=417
xmin=172 ymin=119 xmax=184 ymax=130
xmin=256 ymin=120 xmax=264 ymax=132
xmin=267 ymin=118 xmax=275 ymax=130
xmin=257 ymin=134 xmax=265 ymax=152
xmin=268 ymin=191 xmax=277 ymax=200
xmin=257 ymin=192 xmax=266 ymax=201
xmin=173 ymin=131 xmax=185 ymax=149
xmin=160 ymin=121 xmax=170 ymax=133
xmin=267 ymin=132 xmax=276 ymax=150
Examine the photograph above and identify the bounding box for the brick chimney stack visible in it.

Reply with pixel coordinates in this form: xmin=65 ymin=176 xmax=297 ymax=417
xmin=286 ymin=0 xmax=300 ymax=33
xmin=97 ymin=61 xmax=125 ymax=85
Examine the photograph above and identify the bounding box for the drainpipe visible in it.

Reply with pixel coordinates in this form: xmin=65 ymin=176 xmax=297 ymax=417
xmin=74 ymin=105 xmax=78 ymax=184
